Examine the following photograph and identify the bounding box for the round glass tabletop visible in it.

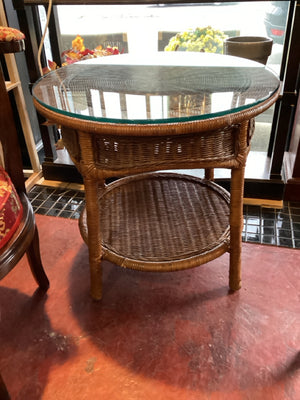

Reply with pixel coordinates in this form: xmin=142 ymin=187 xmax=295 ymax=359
xmin=32 ymin=52 xmax=280 ymax=125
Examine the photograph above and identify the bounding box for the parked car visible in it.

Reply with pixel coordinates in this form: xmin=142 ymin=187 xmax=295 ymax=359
xmin=264 ymin=1 xmax=289 ymax=44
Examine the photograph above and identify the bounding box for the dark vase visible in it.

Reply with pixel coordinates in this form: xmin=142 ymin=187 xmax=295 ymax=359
xmin=223 ymin=36 xmax=273 ymax=65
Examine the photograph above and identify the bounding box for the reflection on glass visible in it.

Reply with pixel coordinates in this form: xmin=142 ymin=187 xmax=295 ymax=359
xmin=90 ymin=89 xmax=102 ymax=118
xmin=103 ymin=92 xmax=122 ymax=119
xmin=33 ymin=53 xmax=279 ymax=125
xmin=126 ymin=94 xmax=147 ymax=120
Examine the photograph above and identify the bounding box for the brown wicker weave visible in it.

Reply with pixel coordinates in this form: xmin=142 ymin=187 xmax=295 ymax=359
xmin=79 ymin=172 xmax=230 ymax=269
xmin=33 ymin=84 xmax=280 ymax=300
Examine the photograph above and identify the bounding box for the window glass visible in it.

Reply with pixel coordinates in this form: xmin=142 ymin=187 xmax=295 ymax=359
xmin=40 ymin=1 xmax=290 ymax=178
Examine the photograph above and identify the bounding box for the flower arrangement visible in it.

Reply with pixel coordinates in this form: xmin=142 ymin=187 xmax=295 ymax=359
xmin=43 ymin=34 xmax=122 ymax=75
xmin=164 ymin=26 xmax=227 ymax=53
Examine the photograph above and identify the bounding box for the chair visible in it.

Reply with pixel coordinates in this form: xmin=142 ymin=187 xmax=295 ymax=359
xmin=0 ymin=372 xmax=10 ymax=400
xmin=0 ymin=26 xmax=49 ymax=397
xmin=0 ymin=27 xmax=49 ymax=289
xmin=0 ymin=372 xmax=10 ymax=399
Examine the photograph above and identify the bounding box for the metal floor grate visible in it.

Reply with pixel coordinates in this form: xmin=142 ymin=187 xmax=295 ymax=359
xmin=28 ymin=185 xmax=300 ymax=249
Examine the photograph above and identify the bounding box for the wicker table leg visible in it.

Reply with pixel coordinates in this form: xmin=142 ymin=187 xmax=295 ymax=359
xmin=205 ymin=168 xmax=214 ymax=181
xmin=229 ymin=166 xmax=245 ymax=291
xmin=84 ymin=178 xmax=103 ymax=300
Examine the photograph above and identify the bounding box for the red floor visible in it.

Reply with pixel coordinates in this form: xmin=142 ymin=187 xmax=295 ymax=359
xmin=1 ymin=214 xmax=299 ymax=399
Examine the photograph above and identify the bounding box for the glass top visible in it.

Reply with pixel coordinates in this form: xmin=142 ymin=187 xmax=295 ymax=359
xmin=33 ymin=52 xmax=280 ymax=125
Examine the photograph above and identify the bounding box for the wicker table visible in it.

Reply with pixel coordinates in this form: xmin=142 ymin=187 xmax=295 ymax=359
xmin=33 ymin=52 xmax=280 ymax=300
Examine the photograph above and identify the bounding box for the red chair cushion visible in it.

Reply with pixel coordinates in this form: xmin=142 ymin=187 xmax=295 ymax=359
xmin=0 ymin=167 xmax=23 ymax=249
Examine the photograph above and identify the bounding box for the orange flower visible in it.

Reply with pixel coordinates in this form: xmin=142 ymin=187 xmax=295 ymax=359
xmin=42 ymin=60 xmax=58 ymax=75
xmin=61 ymin=49 xmax=79 ymax=61
xmin=72 ymin=35 xmax=85 ymax=52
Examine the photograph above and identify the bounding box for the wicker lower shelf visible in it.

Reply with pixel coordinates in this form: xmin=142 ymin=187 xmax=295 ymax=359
xmin=79 ymin=172 xmax=231 ymax=272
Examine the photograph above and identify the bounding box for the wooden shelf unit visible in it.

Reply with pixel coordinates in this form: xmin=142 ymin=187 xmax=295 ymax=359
xmin=0 ymin=0 xmax=42 ymax=190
